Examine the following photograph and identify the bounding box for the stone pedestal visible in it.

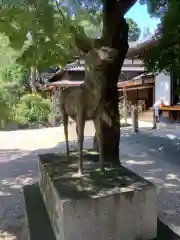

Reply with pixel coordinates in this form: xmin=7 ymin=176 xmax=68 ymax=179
xmin=39 ymin=152 xmax=157 ymax=240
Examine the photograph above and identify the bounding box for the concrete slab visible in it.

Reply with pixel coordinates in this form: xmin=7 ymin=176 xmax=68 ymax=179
xmin=39 ymin=152 xmax=157 ymax=240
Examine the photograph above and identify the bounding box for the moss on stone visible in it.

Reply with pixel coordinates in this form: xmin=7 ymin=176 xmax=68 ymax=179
xmin=39 ymin=151 xmax=153 ymax=201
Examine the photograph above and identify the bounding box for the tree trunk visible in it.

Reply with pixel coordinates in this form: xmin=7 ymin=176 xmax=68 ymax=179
xmin=98 ymin=0 xmax=130 ymax=164
xmin=29 ymin=66 xmax=37 ymax=93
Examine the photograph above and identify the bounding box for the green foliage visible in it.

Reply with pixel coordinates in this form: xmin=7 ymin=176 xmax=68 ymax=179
xmin=0 ymin=65 xmax=52 ymax=126
xmin=0 ymin=33 xmax=52 ymax=127
xmin=0 ymin=0 xmax=106 ymax=70
xmin=0 ymin=0 xmax=99 ymax=69
xmin=0 ymin=97 xmax=11 ymax=124
xmin=0 ymin=63 xmax=29 ymax=127
xmin=126 ymin=18 xmax=141 ymax=41
xmin=0 ymin=34 xmax=18 ymax=69
xmin=83 ymin=16 xmax=141 ymax=41
xmin=140 ymin=0 xmax=180 ymax=75
xmin=0 ymin=0 xmax=142 ymax=72
xmin=140 ymin=0 xmax=168 ymax=18
xmin=14 ymin=93 xmax=52 ymax=124
xmin=0 ymin=63 xmax=28 ymax=104
xmin=0 ymin=1 xmax=75 ymax=70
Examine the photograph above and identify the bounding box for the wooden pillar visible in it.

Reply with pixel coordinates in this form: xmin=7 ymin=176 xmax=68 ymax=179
xmin=123 ymin=87 xmax=128 ymax=123
xmin=152 ymin=109 xmax=157 ymax=129
xmin=51 ymin=87 xmax=57 ymax=126
xmin=52 ymin=88 xmax=56 ymax=114
xmin=152 ymin=85 xmax=155 ymax=104
xmin=131 ymin=105 xmax=139 ymax=133
xmin=137 ymin=88 xmax=138 ymax=102
xmin=136 ymin=89 xmax=138 ymax=105
xmin=152 ymin=85 xmax=157 ymax=129
xmin=56 ymin=87 xmax=61 ymax=114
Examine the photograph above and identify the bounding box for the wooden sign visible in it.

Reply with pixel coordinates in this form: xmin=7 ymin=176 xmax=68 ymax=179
xmin=143 ymin=78 xmax=155 ymax=84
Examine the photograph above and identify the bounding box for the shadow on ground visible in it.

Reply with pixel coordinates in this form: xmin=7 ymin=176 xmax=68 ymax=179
xmin=156 ymin=220 xmax=180 ymax=240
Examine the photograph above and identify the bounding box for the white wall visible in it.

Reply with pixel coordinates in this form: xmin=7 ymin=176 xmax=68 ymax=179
xmin=124 ymin=59 xmax=143 ymax=65
xmin=155 ymin=72 xmax=171 ymax=105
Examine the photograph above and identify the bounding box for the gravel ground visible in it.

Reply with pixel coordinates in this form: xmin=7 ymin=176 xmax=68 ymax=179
xmin=0 ymin=122 xmax=180 ymax=239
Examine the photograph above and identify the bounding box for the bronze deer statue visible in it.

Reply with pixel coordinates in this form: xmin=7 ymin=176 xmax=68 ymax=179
xmin=59 ymin=46 xmax=118 ymax=175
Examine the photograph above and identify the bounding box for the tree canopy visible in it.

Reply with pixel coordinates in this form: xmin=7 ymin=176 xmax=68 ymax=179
xmin=0 ymin=0 xmax=142 ymax=73
xmin=0 ymin=1 xmax=75 ymax=71
xmin=140 ymin=0 xmax=180 ymax=75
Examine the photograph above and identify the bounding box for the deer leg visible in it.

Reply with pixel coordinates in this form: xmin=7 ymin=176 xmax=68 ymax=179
xmin=76 ymin=124 xmax=78 ymax=137
xmin=77 ymin=115 xmax=85 ymax=175
xmin=75 ymin=123 xmax=78 ymax=147
xmin=63 ymin=113 xmax=69 ymax=158
xmin=93 ymin=117 xmax=104 ymax=172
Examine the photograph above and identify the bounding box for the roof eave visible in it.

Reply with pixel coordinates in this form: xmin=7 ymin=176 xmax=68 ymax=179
xmin=127 ymin=38 xmax=159 ymax=58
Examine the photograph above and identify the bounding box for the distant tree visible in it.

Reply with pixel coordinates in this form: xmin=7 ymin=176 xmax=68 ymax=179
xmin=140 ymin=0 xmax=180 ymax=76
xmin=126 ymin=18 xmax=141 ymax=41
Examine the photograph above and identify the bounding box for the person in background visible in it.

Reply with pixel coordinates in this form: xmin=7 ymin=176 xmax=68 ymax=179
xmin=153 ymin=99 xmax=164 ymax=123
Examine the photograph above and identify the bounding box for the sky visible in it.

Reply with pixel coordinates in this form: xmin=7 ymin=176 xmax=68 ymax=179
xmin=125 ymin=1 xmax=160 ymax=39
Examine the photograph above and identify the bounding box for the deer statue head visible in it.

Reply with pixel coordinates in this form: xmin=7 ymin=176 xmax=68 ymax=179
xmin=86 ymin=46 xmax=118 ymax=71
xmin=96 ymin=46 xmax=118 ymax=62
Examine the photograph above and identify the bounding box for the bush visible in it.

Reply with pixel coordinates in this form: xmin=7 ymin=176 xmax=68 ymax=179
xmin=14 ymin=93 xmax=52 ymax=124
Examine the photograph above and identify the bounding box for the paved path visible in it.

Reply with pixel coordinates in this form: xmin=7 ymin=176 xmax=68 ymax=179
xmin=0 ymin=122 xmax=180 ymax=239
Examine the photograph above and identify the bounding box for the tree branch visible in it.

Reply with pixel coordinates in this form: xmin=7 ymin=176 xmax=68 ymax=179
xmin=55 ymin=0 xmax=94 ymax=53
xmin=72 ymin=25 xmax=94 ymax=53
xmin=102 ymin=0 xmax=134 ymax=45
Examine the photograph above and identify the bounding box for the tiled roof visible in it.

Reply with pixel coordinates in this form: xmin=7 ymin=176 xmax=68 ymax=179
xmin=117 ymin=72 xmax=154 ymax=87
xmin=40 ymin=63 xmax=84 ymax=83
xmin=65 ymin=65 xmax=85 ymax=71
xmin=64 ymin=63 xmax=145 ymax=72
xmin=64 ymin=61 xmax=84 ymax=71
xmin=40 ymin=47 xmax=147 ymax=83
xmin=127 ymin=38 xmax=158 ymax=58
xmin=132 ymin=72 xmax=154 ymax=80
xmin=40 ymin=68 xmax=62 ymax=83
xmin=40 ymin=73 xmax=56 ymax=83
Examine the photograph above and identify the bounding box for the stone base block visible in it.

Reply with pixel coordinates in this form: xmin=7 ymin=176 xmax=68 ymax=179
xmin=39 ymin=152 xmax=157 ymax=240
